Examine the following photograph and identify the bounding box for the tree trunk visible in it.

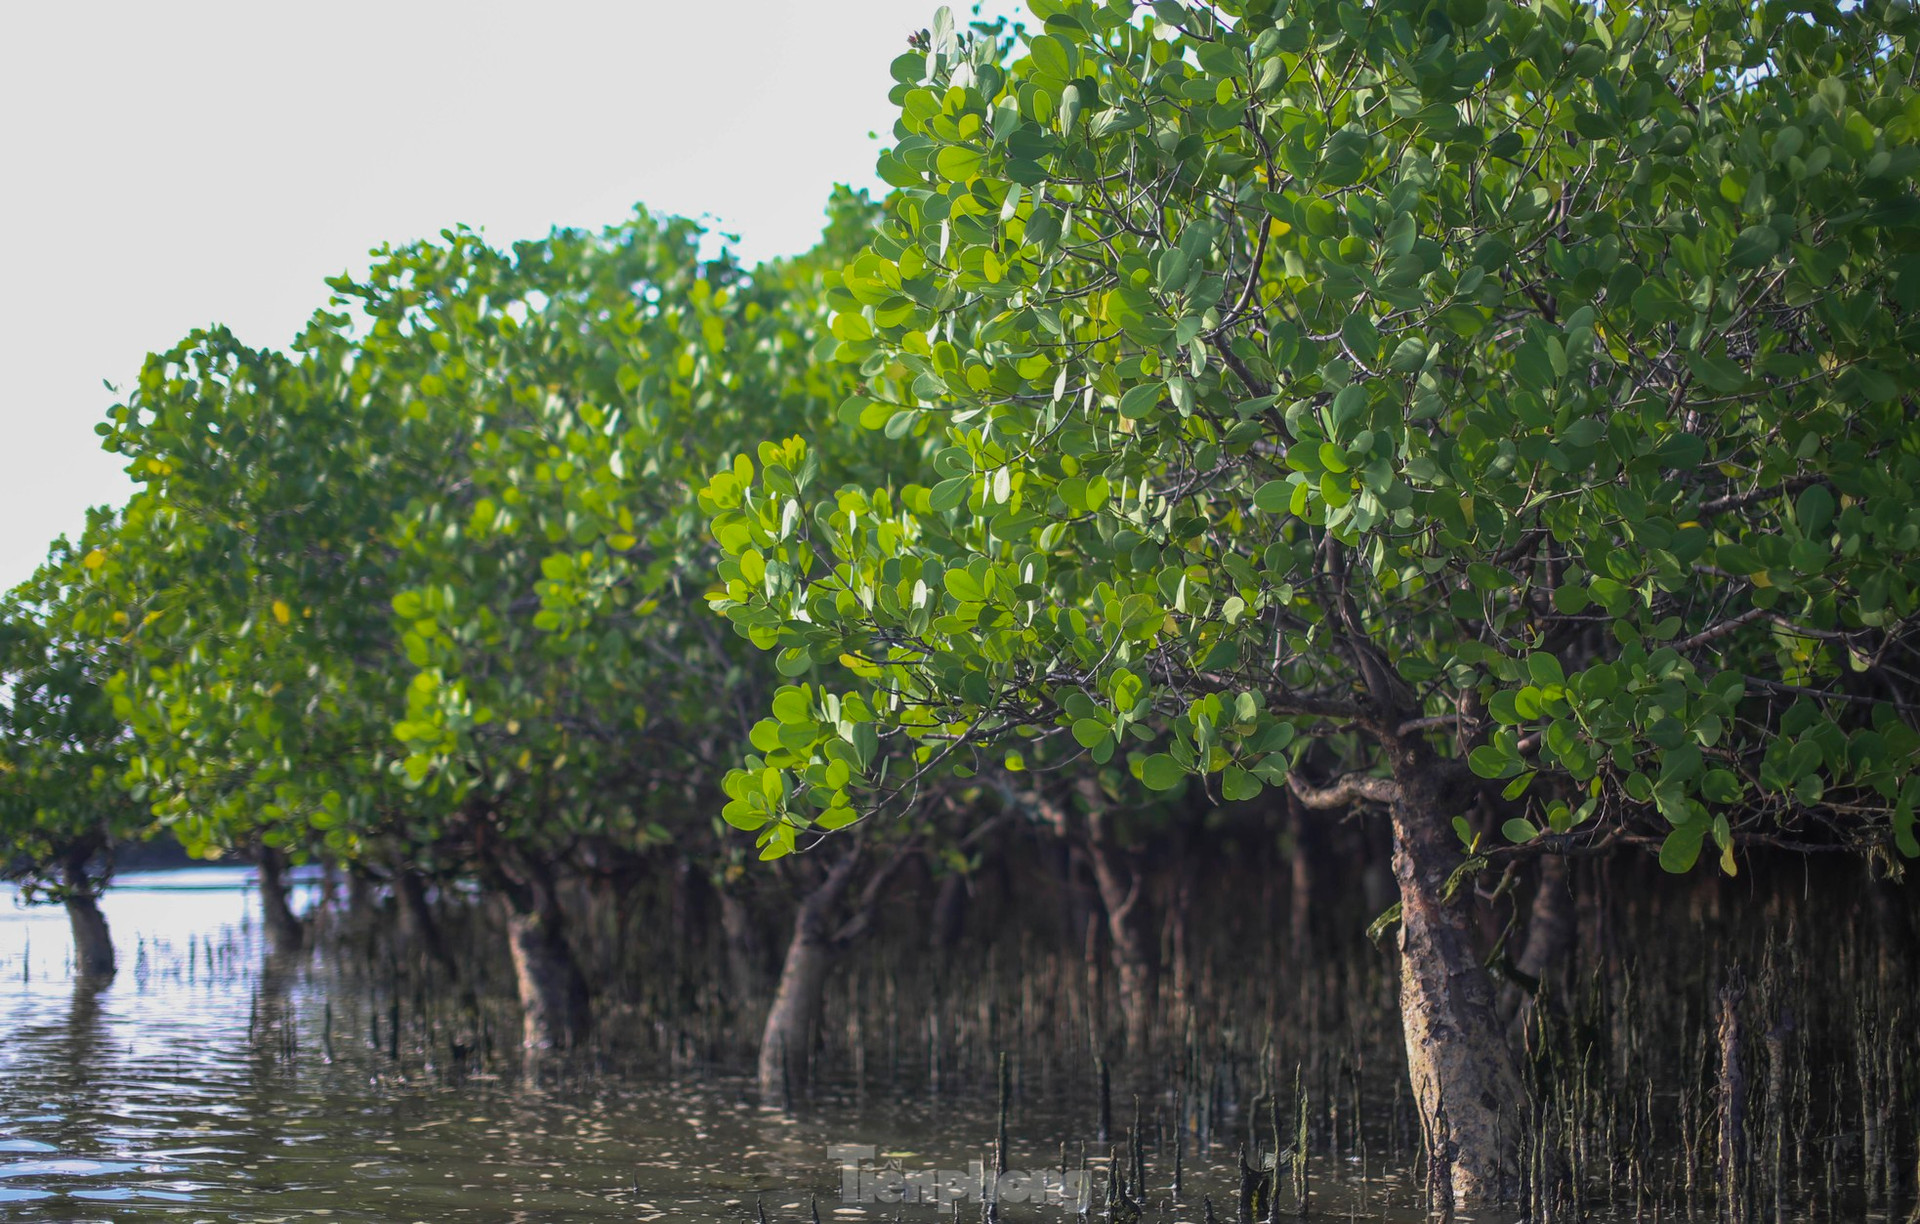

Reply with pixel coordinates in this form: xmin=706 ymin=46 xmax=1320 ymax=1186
xmin=759 ymin=927 xmax=835 ymax=1099
xmin=60 ymin=847 xmax=115 ymax=979
xmin=1287 ymin=790 xmax=1318 ymax=962
xmin=717 ymin=881 xmax=768 ymax=1007
xmin=1515 ymin=855 xmax=1576 ymax=990
xmin=1085 ymin=805 xmax=1156 ymax=1055
xmin=1165 ymin=865 xmax=1193 ymax=1022
xmin=757 ymin=852 xmax=863 ymax=1098
xmin=1718 ymin=969 xmax=1749 ymax=1223
xmin=256 ymin=846 xmax=305 ymax=956
xmin=1503 ymin=854 xmax=1577 ymax=1030
xmin=395 ymin=868 xmax=453 ymax=973
xmin=1386 ymin=739 xmax=1529 ymax=1207
xmin=346 ymin=867 xmax=375 ymax=924
xmin=65 ymin=893 xmax=115 ymax=979
xmin=498 ymin=865 xmax=590 ymax=1052
xmin=929 ymin=869 xmax=969 ymax=953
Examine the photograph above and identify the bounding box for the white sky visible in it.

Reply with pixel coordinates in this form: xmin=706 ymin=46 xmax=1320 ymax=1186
xmin=0 ymin=0 xmax=1020 ymax=591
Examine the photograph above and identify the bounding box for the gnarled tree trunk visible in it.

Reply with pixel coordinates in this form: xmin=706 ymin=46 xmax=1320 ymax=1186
xmin=495 ymin=856 xmax=590 ymax=1052
xmin=1385 ymin=738 xmax=1529 ymax=1207
xmin=257 ymin=846 xmax=305 ymax=956
xmin=759 ymin=923 xmax=837 ymax=1098
xmin=1294 ymin=728 xmax=1531 ymax=1208
xmin=757 ymin=841 xmax=916 ymax=1100
xmin=62 ymin=849 xmax=114 ymax=979
xmin=1504 ymin=853 xmax=1576 ymax=1036
xmin=758 ymin=851 xmax=862 ymax=1098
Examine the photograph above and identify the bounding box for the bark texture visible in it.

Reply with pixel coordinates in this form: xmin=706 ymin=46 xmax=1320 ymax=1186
xmin=757 ymin=852 xmax=861 ymax=1097
xmin=756 ymin=841 xmax=915 ymax=1099
xmin=504 ymin=897 xmax=591 ymax=1051
xmin=1085 ymin=800 xmax=1157 ymax=1055
xmin=479 ymin=838 xmax=591 ymax=1051
xmin=1384 ymin=739 xmax=1529 ymax=1206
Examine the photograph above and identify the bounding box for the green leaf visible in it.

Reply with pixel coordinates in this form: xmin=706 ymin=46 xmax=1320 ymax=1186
xmin=1795 ymin=484 xmax=1834 ymax=535
xmin=1501 ymin=818 xmax=1539 ymax=844
xmin=1527 ymin=652 xmax=1565 ymax=688
xmin=1028 ymin=33 xmax=1076 ymax=78
xmin=1221 ymin=765 xmax=1263 ymax=802
xmin=929 ymin=476 xmax=971 ymax=512
xmin=944 ymin=568 xmax=986 ymax=602
xmin=1685 ymin=349 xmax=1748 ymax=393
xmin=936 ymin=146 xmax=985 ymax=182
xmin=1118 ymin=383 xmax=1162 ymax=419
xmin=722 ymin=799 xmax=767 ymax=831
xmin=1253 ymin=480 xmax=1290 ymax=513
xmin=1469 ymin=744 xmax=1520 ymax=778
xmin=817 ymin=807 xmax=859 ymax=831
xmin=1071 ymin=718 xmax=1110 ymax=749
xmin=1659 ymin=824 xmax=1706 ymax=873
xmin=1895 ymin=799 xmax=1919 ymax=859
xmin=1141 ymin=753 xmax=1184 ymax=791
xmin=772 ymin=687 xmax=812 ymax=725
xmin=1340 ymin=312 xmax=1381 ymax=361
xmin=1727 ymin=225 xmax=1781 ymax=268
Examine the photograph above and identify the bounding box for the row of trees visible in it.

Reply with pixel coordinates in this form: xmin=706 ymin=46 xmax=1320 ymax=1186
xmin=4 ymin=0 xmax=1917 ymax=1207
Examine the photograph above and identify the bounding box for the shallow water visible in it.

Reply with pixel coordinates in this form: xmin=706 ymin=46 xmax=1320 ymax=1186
xmin=0 ymin=873 xmax=1629 ymax=1222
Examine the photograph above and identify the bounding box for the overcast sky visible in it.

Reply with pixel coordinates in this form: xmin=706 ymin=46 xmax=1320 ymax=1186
xmin=0 ymin=0 xmax=1018 ymax=591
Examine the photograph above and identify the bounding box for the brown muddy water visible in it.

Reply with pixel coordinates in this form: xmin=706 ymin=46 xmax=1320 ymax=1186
xmin=0 ymin=867 xmax=1911 ymax=1222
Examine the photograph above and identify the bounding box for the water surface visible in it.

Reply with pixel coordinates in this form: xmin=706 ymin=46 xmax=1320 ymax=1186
xmin=0 ymin=872 xmax=1443 ymax=1221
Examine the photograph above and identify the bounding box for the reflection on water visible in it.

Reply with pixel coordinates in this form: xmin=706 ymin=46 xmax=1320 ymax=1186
xmin=0 ymin=872 xmax=1432 ymax=1222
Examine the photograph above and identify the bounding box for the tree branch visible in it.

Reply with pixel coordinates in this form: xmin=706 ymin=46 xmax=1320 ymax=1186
xmin=1287 ymin=771 xmax=1400 ymax=809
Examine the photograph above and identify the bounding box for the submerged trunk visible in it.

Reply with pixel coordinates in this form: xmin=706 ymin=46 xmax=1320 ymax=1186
xmin=497 ymin=861 xmax=590 ymax=1052
xmin=1386 ymin=737 xmax=1529 ymax=1207
xmin=257 ymin=846 xmax=306 ymax=956
xmin=62 ymin=849 xmax=115 ymax=979
xmin=757 ymin=853 xmax=863 ymax=1098
xmin=1717 ymin=970 xmax=1749 ymax=1221
xmin=758 ymin=927 xmax=835 ymax=1099
xmin=65 ymin=894 xmax=115 ymax=978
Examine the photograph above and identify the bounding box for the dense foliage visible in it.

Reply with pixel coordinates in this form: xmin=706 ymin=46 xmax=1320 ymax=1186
xmin=709 ymin=0 xmax=1920 ymax=876
xmin=0 ymin=512 xmax=151 ymax=899
xmin=3 ymin=0 xmax=1917 ymax=1204
xmin=71 ymin=202 xmax=886 ymax=888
